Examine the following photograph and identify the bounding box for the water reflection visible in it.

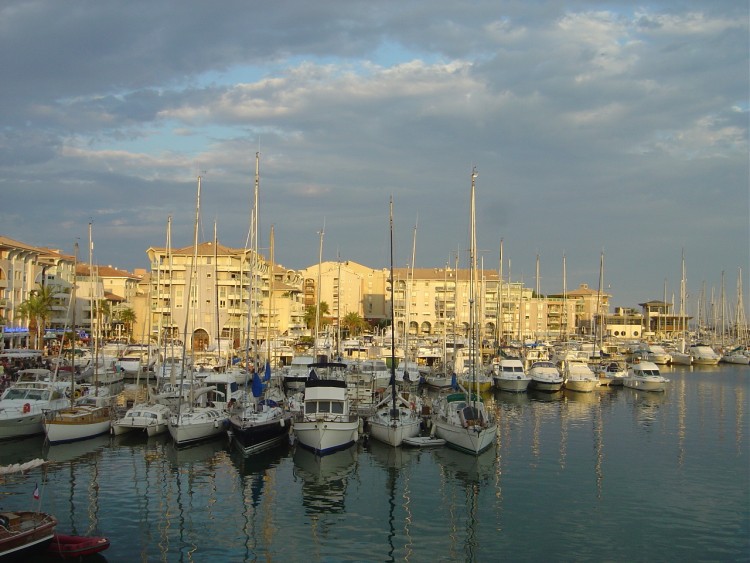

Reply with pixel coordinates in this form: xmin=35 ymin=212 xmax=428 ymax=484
xmin=293 ymin=445 xmax=358 ymax=515
xmin=434 ymin=446 xmax=497 ymax=560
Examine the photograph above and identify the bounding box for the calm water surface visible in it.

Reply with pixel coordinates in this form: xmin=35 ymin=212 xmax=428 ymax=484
xmin=1 ymin=364 xmax=747 ymax=562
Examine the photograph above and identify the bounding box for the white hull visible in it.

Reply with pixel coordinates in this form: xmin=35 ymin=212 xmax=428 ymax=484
xmin=721 ymin=354 xmax=750 ymax=365
xmin=564 ymin=379 xmax=597 ymax=393
xmin=368 ymin=417 xmax=421 ymax=447
xmin=168 ymin=419 xmax=225 ymax=446
xmin=433 ymin=419 xmax=497 ymax=455
xmin=0 ymin=412 xmax=47 ymax=439
xmin=531 ymin=379 xmax=563 ymax=392
xmin=44 ymin=406 xmax=111 ymax=444
xmin=493 ymin=376 xmax=531 ymax=393
xmin=669 ymin=353 xmax=693 ymax=365
xmin=623 ymin=377 xmax=667 ymax=392
xmin=111 ymin=404 xmax=171 ymax=436
xmin=293 ymin=420 xmax=359 ymax=455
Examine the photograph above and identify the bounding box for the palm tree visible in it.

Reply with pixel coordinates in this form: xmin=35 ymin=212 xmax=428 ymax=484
xmin=304 ymin=302 xmax=330 ymax=330
xmin=15 ymin=283 xmax=57 ymax=349
xmin=342 ymin=311 xmax=367 ymax=337
xmin=117 ymin=308 xmax=137 ymax=342
xmin=95 ymin=299 xmax=112 ymax=339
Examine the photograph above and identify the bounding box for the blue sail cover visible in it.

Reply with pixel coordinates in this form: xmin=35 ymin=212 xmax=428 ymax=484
xmin=263 ymin=360 xmax=271 ymax=382
xmin=451 ymin=372 xmax=458 ymax=390
xmin=251 ymin=372 xmax=263 ymax=398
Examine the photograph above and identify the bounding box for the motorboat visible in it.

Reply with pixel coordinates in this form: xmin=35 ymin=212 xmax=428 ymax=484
xmin=0 ymin=510 xmax=58 ymax=560
xmin=111 ymin=402 xmax=171 ymax=436
xmin=528 ymin=361 xmax=564 ymax=392
xmin=282 ymin=355 xmax=315 ymax=393
xmin=592 ymin=360 xmax=627 ymax=386
xmin=688 ymin=344 xmax=721 ymax=366
xmin=720 ymin=347 xmax=750 ymax=365
xmin=492 ymin=358 xmax=531 ymax=393
xmin=561 ymin=359 xmax=598 ymax=393
xmin=635 ymin=343 xmax=672 ymax=365
xmin=114 ymin=344 xmax=158 ymax=375
xmin=0 ymin=374 xmax=69 ymax=440
xmin=623 ymin=360 xmax=669 ymax=392
xmin=292 ymin=362 xmax=360 ymax=455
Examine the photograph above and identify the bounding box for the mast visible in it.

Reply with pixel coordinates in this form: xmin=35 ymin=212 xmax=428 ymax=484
xmin=266 ymin=225 xmax=275 ymax=369
xmin=679 ymin=249 xmax=687 ymax=352
xmin=389 ymin=197 xmax=397 ymax=418
xmin=313 ymin=223 xmax=325 ymax=363
xmin=469 ymin=167 xmax=479 ymax=404
xmin=562 ymin=253 xmax=568 ymax=341
xmin=88 ymin=221 xmax=99 ymax=396
xmin=406 ymin=218 xmax=417 ymax=371
xmin=213 ymin=220 xmax=222 ymax=366
xmin=70 ymin=240 xmax=78 ymax=407
xmin=498 ymin=239 xmax=503 ymax=345
xmin=179 ymin=176 xmax=201 ymax=414
xmin=595 ymin=251 xmax=604 ymax=349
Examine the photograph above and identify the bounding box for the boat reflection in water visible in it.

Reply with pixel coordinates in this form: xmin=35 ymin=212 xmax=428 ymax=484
xmin=43 ymin=433 xmax=112 ymax=465
xmin=293 ymin=445 xmax=358 ymax=515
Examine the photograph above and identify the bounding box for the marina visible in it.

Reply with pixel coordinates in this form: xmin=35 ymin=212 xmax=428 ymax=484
xmin=0 ymin=363 xmax=747 ymax=561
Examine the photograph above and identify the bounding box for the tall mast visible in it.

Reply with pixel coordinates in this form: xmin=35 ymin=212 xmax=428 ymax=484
xmin=389 ymin=197 xmax=397 ymax=417
xmin=213 ymin=220 xmax=221 ymax=364
xmin=406 ymin=218 xmax=417 ymax=367
xmin=498 ymin=239 xmax=503 ymax=345
xmin=313 ymin=222 xmax=325 ymax=363
xmin=267 ymin=225 xmax=275 ymax=368
xmin=469 ymin=167 xmax=478 ymax=403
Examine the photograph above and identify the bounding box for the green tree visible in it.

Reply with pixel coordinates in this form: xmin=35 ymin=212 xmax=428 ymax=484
xmin=304 ymin=302 xmax=330 ymax=330
xmin=95 ymin=299 xmax=112 ymax=339
xmin=15 ymin=283 xmax=57 ymax=349
xmin=117 ymin=308 xmax=137 ymax=342
xmin=342 ymin=311 xmax=367 ymax=337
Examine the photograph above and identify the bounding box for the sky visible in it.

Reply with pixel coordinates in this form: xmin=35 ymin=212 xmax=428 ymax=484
xmin=1 ymin=1 xmax=747 ymax=315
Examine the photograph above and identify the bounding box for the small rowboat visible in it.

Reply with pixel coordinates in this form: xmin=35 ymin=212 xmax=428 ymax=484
xmin=46 ymin=533 xmax=110 ymax=558
xmin=402 ymin=436 xmax=446 ymax=448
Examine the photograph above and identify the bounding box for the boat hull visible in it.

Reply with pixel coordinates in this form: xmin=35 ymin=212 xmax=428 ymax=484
xmin=433 ymin=419 xmax=497 ymax=455
xmin=530 ymin=379 xmax=563 ymax=392
xmin=228 ymin=414 xmax=292 ymax=455
xmin=293 ymin=419 xmax=359 ymax=455
xmin=623 ymin=378 xmax=667 ymax=392
xmin=564 ymin=379 xmax=597 ymax=393
xmin=0 ymin=511 xmax=57 ymax=561
xmin=43 ymin=407 xmax=111 ymax=445
xmin=493 ymin=377 xmax=531 ymax=393
xmin=0 ymin=412 xmax=47 ymax=440
xmin=368 ymin=417 xmax=421 ymax=447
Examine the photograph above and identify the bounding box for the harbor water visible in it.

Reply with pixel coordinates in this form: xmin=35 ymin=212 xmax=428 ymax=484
xmin=1 ymin=364 xmax=748 ymax=562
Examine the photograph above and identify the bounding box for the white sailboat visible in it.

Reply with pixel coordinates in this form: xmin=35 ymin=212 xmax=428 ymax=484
xmin=431 ymin=168 xmax=497 ymax=455
xmin=167 ymin=177 xmax=227 ymax=446
xmin=45 ymin=227 xmax=112 ymax=445
xmin=367 ymin=198 xmax=422 ymax=447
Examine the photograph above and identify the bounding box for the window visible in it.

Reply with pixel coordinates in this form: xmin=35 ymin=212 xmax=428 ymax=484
xmin=331 ymin=402 xmax=344 ymax=414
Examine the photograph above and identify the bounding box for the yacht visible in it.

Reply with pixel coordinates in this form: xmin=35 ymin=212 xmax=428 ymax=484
xmin=292 ymin=362 xmax=360 ymax=455
xmin=492 ymin=358 xmax=531 ymax=393
xmin=561 ymin=359 xmax=598 ymax=393
xmin=111 ymin=402 xmax=171 ymax=436
xmin=0 ymin=370 xmax=69 ymax=439
xmin=623 ymin=360 xmax=669 ymax=392
xmin=528 ymin=361 xmax=564 ymax=392
xmin=282 ymin=355 xmax=315 ymax=393
xmin=688 ymin=344 xmax=721 ymax=366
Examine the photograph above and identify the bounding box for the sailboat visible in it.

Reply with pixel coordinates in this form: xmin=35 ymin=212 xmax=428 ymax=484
xmin=367 ymin=198 xmax=422 ymax=447
xmin=167 ymin=177 xmax=227 ymax=446
xmin=44 ymin=227 xmax=112 ymax=445
xmin=431 ymin=168 xmax=497 ymax=455
xmin=228 ymin=205 xmax=293 ymax=455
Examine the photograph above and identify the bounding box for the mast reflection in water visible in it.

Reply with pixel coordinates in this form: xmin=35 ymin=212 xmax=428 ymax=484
xmin=0 ymin=364 xmax=746 ymax=561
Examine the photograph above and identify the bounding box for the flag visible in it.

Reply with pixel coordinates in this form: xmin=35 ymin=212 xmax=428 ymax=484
xmin=33 ymin=484 xmax=39 ymax=500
